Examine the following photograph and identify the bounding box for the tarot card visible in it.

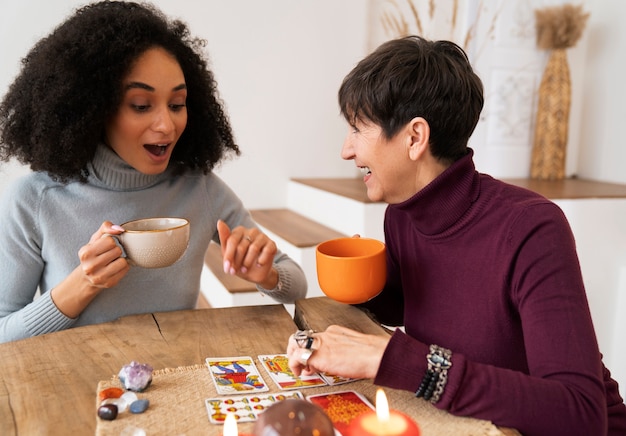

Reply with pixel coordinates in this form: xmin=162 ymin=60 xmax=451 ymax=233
xmin=319 ymin=372 xmax=358 ymax=386
xmin=205 ymin=391 xmax=304 ymax=424
xmin=307 ymin=390 xmax=374 ymax=435
xmin=206 ymin=356 xmax=269 ymax=395
xmin=258 ymin=354 xmax=328 ymax=390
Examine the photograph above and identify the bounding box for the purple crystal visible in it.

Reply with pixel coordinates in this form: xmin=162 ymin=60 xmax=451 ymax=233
xmin=118 ymin=361 xmax=153 ymax=392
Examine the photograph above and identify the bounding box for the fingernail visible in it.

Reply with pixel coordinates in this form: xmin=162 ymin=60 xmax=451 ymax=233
xmin=229 ymin=267 xmax=236 ymax=275
xmin=112 ymin=225 xmax=125 ymax=232
xmin=241 ymin=266 xmax=248 ymax=273
xmin=223 ymin=260 xmax=230 ymax=274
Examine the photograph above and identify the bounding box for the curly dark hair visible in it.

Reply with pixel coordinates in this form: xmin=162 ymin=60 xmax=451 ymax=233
xmin=338 ymin=35 xmax=484 ymax=164
xmin=0 ymin=0 xmax=239 ymax=182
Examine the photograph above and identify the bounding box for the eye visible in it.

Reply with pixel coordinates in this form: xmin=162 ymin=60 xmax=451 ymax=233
xmin=170 ymin=103 xmax=186 ymax=112
xmin=131 ymin=104 xmax=150 ymax=113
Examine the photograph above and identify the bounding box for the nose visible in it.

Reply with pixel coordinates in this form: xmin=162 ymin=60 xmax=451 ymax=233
xmin=340 ymin=133 xmax=355 ymax=160
xmin=151 ymin=106 xmax=175 ymax=134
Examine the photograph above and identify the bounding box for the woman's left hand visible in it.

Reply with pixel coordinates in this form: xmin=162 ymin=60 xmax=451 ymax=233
xmin=217 ymin=219 xmax=278 ymax=288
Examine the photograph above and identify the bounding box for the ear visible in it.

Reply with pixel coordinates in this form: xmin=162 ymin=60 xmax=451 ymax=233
xmin=406 ymin=117 xmax=430 ymax=161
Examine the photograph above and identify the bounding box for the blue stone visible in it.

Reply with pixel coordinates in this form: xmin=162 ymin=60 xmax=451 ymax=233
xmin=129 ymin=399 xmax=150 ymax=414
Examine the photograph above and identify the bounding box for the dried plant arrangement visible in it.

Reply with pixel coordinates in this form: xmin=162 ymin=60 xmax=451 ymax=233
xmin=535 ymin=3 xmax=589 ymax=50
xmin=530 ymin=4 xmax=589 ymax=180
xmin=378 ymin=0 xmax=500 ymax=59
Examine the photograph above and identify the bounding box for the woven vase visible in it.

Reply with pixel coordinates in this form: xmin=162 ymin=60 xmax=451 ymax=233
xmin=530 ymin=48 xmax=571 ymax=180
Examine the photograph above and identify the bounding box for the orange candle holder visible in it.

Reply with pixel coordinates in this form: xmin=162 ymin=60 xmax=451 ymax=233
xmin=346 ymin=389 xmax=420 ymax=436
xmin=346 ymin=410 xmax=420 ymax=436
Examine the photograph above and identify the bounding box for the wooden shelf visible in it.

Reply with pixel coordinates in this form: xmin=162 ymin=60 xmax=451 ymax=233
xmin=291 ymin=177 xmax=375 ymax=203
xmin=292 ymin=177 xmax=626 ymax=201
xmin=502 ymin=178 xmax=626 ymax=199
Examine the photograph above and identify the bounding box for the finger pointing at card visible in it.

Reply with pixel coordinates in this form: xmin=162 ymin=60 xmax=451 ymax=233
xmin=217 ymin=219 xmax=279 ymax=289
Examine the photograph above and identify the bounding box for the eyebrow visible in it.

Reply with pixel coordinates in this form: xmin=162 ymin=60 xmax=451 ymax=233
xmin=125 ymin=82 xmax=187 ymax=92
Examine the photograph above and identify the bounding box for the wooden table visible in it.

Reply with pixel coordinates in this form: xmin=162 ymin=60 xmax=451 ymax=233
xmin=0 ymin=297 xmax=518 ymax=435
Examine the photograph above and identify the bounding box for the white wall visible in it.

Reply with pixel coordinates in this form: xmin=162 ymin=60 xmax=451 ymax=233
xmin=578 ymin=0 xmax=626 ymax=185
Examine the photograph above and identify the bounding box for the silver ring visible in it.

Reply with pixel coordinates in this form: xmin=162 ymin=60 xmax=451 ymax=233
xmin=299 ymin=348 xmax=313 ymax=366
xmin=294 ymin=329 xmax=315 ymax=348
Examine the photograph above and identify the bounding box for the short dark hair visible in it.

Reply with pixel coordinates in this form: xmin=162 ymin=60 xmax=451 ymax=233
xmin=338 ymin=35 xmax=484 ymax=163
xmin=0 ymin=1 xmax=239 ymax=182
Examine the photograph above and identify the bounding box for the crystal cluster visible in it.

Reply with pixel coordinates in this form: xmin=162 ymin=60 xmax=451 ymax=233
xmin=118 ymin=361 xmax=153 ymax=392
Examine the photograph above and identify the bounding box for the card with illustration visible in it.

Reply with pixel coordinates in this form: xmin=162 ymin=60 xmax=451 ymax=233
xmin=319 ymin=372 xmax=358 ymax=386
xmin=205 ymin=391 xmax=304 ymax=424
xmin=307 ymin=390 xmax=375 ymax=435
xmin=206 ymin=356 xmax=269 ymax=395
xmin=258 ymin=354 xmax=328 ymax=390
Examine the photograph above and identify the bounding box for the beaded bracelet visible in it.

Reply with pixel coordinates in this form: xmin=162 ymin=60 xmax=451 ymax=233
xmin=415 ymin=344 xmax=452 ymax=404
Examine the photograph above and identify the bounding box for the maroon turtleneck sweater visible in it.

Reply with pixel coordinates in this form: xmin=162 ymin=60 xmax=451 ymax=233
xmin=360 ymin=151 xmax=626 ymax=435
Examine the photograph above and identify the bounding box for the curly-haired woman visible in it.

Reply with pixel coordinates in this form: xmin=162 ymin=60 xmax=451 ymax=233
xmin=0 ymin=1 xmax=307 ymax=343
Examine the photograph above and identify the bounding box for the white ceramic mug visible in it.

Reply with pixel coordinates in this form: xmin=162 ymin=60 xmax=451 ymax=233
xmin=113 ymin=217 xmax=190 ymax=268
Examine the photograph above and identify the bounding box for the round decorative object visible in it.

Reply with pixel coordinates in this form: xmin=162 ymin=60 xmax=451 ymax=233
xmin=252 ymin=399 xmax=334 ymax=436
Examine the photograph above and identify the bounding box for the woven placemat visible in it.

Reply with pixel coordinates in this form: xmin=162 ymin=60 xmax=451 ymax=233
xmin=96 ymin=364 xmax=508 ymax=436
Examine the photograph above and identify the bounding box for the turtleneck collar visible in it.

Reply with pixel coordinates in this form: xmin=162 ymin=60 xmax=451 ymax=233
xmin=87 ymin=144 xmax=171 ymax=191
xmin=390 ymin=149 xmax=480 ymax=236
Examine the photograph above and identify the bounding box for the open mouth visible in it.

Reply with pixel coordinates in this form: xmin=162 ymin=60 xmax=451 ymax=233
xmin=144 ymin=144 xmax=169 ymax=156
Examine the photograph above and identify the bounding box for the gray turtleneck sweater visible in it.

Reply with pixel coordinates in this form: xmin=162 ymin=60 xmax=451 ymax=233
xmin=0 ymin=145 xmax=307 ymax=343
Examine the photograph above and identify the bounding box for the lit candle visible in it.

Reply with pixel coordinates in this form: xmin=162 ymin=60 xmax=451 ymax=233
xmin=223 ymin=412 xmax=252 ymax=436
xmin=223 ymin=412 xmax=238 ymax=436
xmin=346 ymin=389 xmax=420 ymax=436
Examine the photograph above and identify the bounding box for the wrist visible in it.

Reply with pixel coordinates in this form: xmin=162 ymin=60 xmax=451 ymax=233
xmin=257 ymin=267 xmax=281 ymax=291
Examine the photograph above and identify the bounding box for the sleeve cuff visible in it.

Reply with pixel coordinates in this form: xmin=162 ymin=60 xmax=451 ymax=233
xmin=22 ymin=290 xmax=76 ymax=337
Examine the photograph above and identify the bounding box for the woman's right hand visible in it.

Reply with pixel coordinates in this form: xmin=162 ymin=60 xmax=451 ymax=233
xmin=286 ymin=325 xmax=390 ymax=380
xmin=78 ymin=221 xmax=130 ymax=289
xmin=50 ymin=221 xmax=131 ymax=319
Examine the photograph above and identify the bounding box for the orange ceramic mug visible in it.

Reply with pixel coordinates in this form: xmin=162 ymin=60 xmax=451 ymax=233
xmin=315 ymin=237 xmax=386 ymax=304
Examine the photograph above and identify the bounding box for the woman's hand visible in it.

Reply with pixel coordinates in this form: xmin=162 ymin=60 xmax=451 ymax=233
xmin=217 ymin=220 xmax=278 ymax=289
xmin=50 ymin=221 xmax=130 ymax=319
xmin=77 ymin=221 xmax=130 ymax=289
xmin=286 ymin=325 xmax=390 ymax=379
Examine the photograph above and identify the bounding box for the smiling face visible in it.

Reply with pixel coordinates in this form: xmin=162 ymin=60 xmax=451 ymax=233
xmin=341 ymin=117 xmax=444 ymax=204
xmin=105 ymin=47 xmax=187 ymax=175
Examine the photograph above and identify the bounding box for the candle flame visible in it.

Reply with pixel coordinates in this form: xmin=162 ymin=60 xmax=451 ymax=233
xmin=375 ymin=388 xmax=390 ymax=422
xmin=223 ymin=412 xmax=238 ymax=436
